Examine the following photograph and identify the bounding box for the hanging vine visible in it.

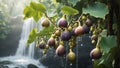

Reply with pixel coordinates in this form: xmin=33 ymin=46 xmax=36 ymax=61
xmin=22 ymin=0 xmax=120 ymax=68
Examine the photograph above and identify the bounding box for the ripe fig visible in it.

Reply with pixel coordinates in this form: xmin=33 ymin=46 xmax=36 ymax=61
xmin=58 ymin=15 xmax=68 ymax=28
xmin=56 ymin=45 xmax=66 ymax=56
xmin=82 ymin=24 xmax=90 ymax=34
xmin=41 ymin=18 xmax=50 ymax=27
xmin=39 ymin=40 xmax=46 ymax=49
xmin=85 ymin=18 xmax=92 ymax=27
xmin=90 ymin=47 xmax=102 ymax=59
xmin=61 ymin=30 xmax=71 ymax=41
xmin=74 ymin=26 xmax=84 ymax=36
xmin=71 ymin=28 xmax=77 ymax=36
xmin=47 ymin=37 xmax=55 ymax=47
xmin=67 ymin=49 xmax=76 ymax=62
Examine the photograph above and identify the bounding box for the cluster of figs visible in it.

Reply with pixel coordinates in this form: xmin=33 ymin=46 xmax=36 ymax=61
xmin=37 ymin=14 xmax=102 ymax=62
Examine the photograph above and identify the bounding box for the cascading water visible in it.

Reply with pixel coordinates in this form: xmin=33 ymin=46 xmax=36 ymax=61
xmin=0 ymin=18 xmax=46 ymax=68
xmin=15 ymin=18 xmax=35 ymax=58
xmin=0 ymin=0 xmax=46 ymax=67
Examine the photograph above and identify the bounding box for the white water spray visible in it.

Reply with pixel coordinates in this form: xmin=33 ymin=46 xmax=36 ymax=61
xmin=15 ymin=18 xmax=36 ymax=59
xmin=0 ymin=18 xmax=46 ymax=68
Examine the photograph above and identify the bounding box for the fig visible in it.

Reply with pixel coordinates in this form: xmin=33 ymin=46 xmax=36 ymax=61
xmin=73 ymin=23 xmax=78 ymax=27
xmin=54 ymin=29 xmax=61 ymax=36
xmin=58 ymin=15 xmax=68 ymax=28
xmin=68 ymin=26 xmax=73 ymax=31
xmin=91 ymin=40 xmax=96 ymax=44
xmin=39 ymin=40 xmax=46 ymax=49
xmin=69 ymin=41 xmax=76 ymax=48
xmin=90 ymin=26 xmax=95 ymax=32
xmin=71 ymin=28 xmax=77 ymax=36
xmin=91 ymin=35 xmax=98 ymax=44
xmin=90 ymin=47 xmax=102 ymax=59
xmin=47 ymin=37 xmax=55 ymax=47
xmin=45 ymin=45 xmax=49 ymax=49
xmin=53 ymin=40 xmax=59 ymax=49
xmin=85 ymin=18 xmax=92 ymax=27
xmin=81 ymin=15 xmax=87 ymax=20
xmin=67 ymin=49 xmax=76 ymax=62
xmin=91 ymin=35 xmax=98 ymax=41
xmin=74 ymin=26 xmax=84 ymax=36
xmin=41 ymin=18 xmax=50 ymax=27
xmin=82 ymin=24 xmax=90 ymax=34
xmin=61 ymin=30 xmax=71 ymax=41
xmin=43 ymin=49 xmax=47 ymax=55
xmin=56 ymin=45 xmax=66 ymax=56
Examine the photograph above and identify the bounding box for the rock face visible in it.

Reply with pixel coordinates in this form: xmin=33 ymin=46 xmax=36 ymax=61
xmin=27 ymin=64 xmax=38 ymax=68
xmin=40 ymin=34 xmax=94 ymax=68
xmin=0 ymin=16 xmax=23 ymax=57
xmin=0 ymin=16 xmax=94 ymax=68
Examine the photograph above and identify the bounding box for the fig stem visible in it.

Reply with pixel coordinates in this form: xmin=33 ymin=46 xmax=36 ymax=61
xmin=44 ymin=12 xmax=57 ymax=27
xmin=95 ymin=36 xmax=100 ymax=48
xmin=75 ymin=14 xmax=83 ymax=26
xmin=35 ymin=36 xmax=39 ymax=47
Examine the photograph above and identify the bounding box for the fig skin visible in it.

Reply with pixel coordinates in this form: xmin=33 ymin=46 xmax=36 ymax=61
xmin=47 ymin=37 xmax=55 ymax=47
xmin=74 ymin=26 xmax=84 ymax=36
xmin=61 ymin=30 xmax=71 ymax=41
xmin=82 ymin=24 xmax=90 ymax=34
xmin=67 ymin=49 xmax=76 ymax=62
xmin=85 ymin=18 xmax=93 ymax=27
xmin=54 ymin=29 xmax=61 ymax=36
xmin=58 ymin=17 xmax=68 ymax=28
xmin=56 ymin=45 xmax=66 ymax=56
xmin=68 ymin=26 xmax=73 ymax=31
xmin=71 ymin=28 xmax=77 ymax=36
xmin=81 ymin=15 xmax=87 ymax=20
xmin=90 ymin=47 xmax=102 ymax=59
xmin=41 ymin=18 xmax=50 ymax=27
xmin=91 ymin=35 xmax=98 ymax=41
xmin=39 ymin=41 xmax=46 ymax=49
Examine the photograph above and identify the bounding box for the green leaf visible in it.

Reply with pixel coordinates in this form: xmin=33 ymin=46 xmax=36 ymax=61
xmin=33 ymin=11 xmax=43 ymax=22
xmin=100 ymin=29 xmax=107 ymax=37
xmin=68 ymin=0 xmax=81 ymax=6
xmin=99 ymin=36 xmax=117 ymax=53
xmin=83 ymin=2 xmax=108 ymax=19
xmin=97 ymin=47 xmax=116 ymax=68
xmin=23 ymin=6 xmax=35 ymax=19
xmin=94 ymin=47 xmax=116 ymax=68
xmin=94 ymin=60 xmax=107 ymax=68
xmin=27 ymin=28 xmax=38 ymax=44
xmin=56 ymin=0 xmax=62 ymax=3
xmin=30 ymin=2 xmax=46 ymax=13
xmin=61 ymin=5 xmax=79 ymax=15
xmin=38 ymin=25 xmax=55 ymax=38
xmin=23 ymin=2 xmax=46 ymax=22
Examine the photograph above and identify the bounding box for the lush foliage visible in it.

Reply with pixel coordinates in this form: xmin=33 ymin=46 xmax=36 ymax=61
xmin=0 ymin=1 xmax=10 ymax=39
xmin=23 ymin=0 xmax=119 ymax=68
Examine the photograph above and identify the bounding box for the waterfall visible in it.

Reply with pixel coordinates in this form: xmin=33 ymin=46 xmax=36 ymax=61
xmin=15 ymin=18 xmax=36 ymax=58
xmin=0 ymin=18 xmax=46 ymax=68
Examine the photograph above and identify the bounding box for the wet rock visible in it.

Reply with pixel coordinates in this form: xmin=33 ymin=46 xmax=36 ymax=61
xmin=0 ymin=61 xmax=13 ymax=64
xmin=27 ymin=64 xmax=38 ymax=68
xmin=0 ymin=65 xmax=9 ymax=68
